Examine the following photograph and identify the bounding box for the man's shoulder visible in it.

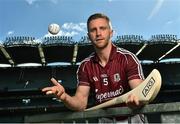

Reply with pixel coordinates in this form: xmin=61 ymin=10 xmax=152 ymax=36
xmin=114 ymin=46 xmax=135 ymax=58
xmin=113 ymin=46 xmax=139 ymax=62
xmin=115 ymin=46 xmax=141 ymax=64
xmin=79 ymin=52 xmax=95 ymax=65
xmin=116 ymin=46 xmax=133 ymax=55
xmin=77 ymin=53 xmax=95 ymax=72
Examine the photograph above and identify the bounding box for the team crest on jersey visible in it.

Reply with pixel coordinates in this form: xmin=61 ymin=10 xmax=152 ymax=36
xmin=93 ymin=76 xmax=99 ymax=82
xmin=114 ymin=73 xmax=121 ymax=82
xmin=101 ymin=74 xmax=108 ymax=78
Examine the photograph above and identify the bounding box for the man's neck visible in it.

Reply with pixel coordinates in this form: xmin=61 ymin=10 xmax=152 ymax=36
xmin=96 ymin=42 xmax=112 ymax=67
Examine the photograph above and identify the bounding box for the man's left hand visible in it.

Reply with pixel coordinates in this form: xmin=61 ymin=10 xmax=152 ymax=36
xmin=126 ymin=94 xmax=143 ymax=109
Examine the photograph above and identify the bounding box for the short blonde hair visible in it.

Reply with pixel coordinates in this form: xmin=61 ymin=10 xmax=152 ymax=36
xmin=87 ymin=13 xmax=112 ymax=31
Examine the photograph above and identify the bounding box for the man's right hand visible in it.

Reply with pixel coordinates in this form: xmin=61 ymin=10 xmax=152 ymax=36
xmin=42 ymin=78 xmax=66 ymax=101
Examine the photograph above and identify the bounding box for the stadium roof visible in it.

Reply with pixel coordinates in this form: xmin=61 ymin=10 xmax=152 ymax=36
xmin=0 ymin=36 xmax=179 ymax=66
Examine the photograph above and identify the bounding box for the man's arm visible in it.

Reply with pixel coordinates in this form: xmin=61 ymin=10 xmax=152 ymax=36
xmin=126 ymin=79 xmax=144 ymax=109
xmin=42 ymin=78 xmax=90 ymax=111
xmin=129 ymin=79 xmax=143 ymax=89
xmin=63 ymin=85 xmax=90 ymax=111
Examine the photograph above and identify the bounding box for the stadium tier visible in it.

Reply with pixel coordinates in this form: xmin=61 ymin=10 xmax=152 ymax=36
xmin=0 ymin=35 xmax=180 ymax=123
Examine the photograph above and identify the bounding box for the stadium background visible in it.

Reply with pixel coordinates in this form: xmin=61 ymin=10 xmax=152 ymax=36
xmin=0 ymin=34 xmax=180 ymax=123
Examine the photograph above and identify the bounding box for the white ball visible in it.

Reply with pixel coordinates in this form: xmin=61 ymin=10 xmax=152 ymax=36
xmin=48 ymin=23 xmax=60 ymax=35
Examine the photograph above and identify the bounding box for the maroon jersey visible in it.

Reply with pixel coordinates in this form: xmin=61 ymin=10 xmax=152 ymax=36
xmin=77 ymin=44 xmax=144 ymax=104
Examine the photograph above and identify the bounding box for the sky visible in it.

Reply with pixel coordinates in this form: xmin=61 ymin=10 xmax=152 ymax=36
xmin=0 ymin=0 xmax=180 ymax=43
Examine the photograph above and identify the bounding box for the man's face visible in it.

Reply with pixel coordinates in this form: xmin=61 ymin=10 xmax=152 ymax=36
xmin=88 ymin=18 xmax=113 ymax=49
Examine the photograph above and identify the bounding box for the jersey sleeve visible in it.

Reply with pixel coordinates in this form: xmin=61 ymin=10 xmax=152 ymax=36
xmin=77 ymin=61 xmax=90 ymax=86
xmin=126 ymin=53 xmax=144 ymax=80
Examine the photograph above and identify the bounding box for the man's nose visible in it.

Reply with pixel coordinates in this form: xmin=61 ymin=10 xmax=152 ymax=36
xmin=96 ymin=29 xmax=101 ymax=36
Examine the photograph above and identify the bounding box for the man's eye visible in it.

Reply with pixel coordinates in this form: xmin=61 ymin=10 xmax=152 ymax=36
xmin=90 ymin=29 xmax=96 ymax=32
xmin=100 ymin=27 xmax=107 ymax=30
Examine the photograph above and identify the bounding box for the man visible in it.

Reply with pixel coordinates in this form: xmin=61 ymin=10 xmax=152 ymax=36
xmin=42 ymin=13 xmax=146 ymax=123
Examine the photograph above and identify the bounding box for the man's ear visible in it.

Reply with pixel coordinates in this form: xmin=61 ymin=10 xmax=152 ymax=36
xmin=110 ymin=29 xmax=113 ymax=38
xmin=87 ymin=32 xmax=89 ymax=38
xmin=87 ymin=32 xmax=92 ymax=43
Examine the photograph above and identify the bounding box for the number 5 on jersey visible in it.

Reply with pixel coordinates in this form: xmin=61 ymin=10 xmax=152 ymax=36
xmin=103 ymin=77 xmax=108 ymax=85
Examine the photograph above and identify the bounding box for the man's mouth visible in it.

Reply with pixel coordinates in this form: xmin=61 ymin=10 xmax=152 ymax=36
xmin=95 ymin=39 xmax=104 ymax=42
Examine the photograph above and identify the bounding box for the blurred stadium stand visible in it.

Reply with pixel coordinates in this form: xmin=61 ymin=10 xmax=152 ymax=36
xmin=0 ymin=34 xmax=179 ymax=123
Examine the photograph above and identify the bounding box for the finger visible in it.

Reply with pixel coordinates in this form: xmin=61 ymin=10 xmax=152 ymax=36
xmin=133 ymin=96 xmax=139 ymax=106
xmin=130 ymin=95 xmax=138 ymax=105
xmin=42 ymin=87 xmax=52 ymax=92
xmin=46 ymin=91 xmax=53 ymax=95
xmin=126 ymin=94 xmax=131 ymax=104
xmin=129 ymin=94 xmax=134 ymax=103
xmin=57 ymin=90 xmax=63 ymax=96
xmin=130 ymin=95 xmax=139 ymax=106
xmin=127 ymin=94 xmax=135 ymax=105
xmin=51 ymin=78 xmax=60 ymax=86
